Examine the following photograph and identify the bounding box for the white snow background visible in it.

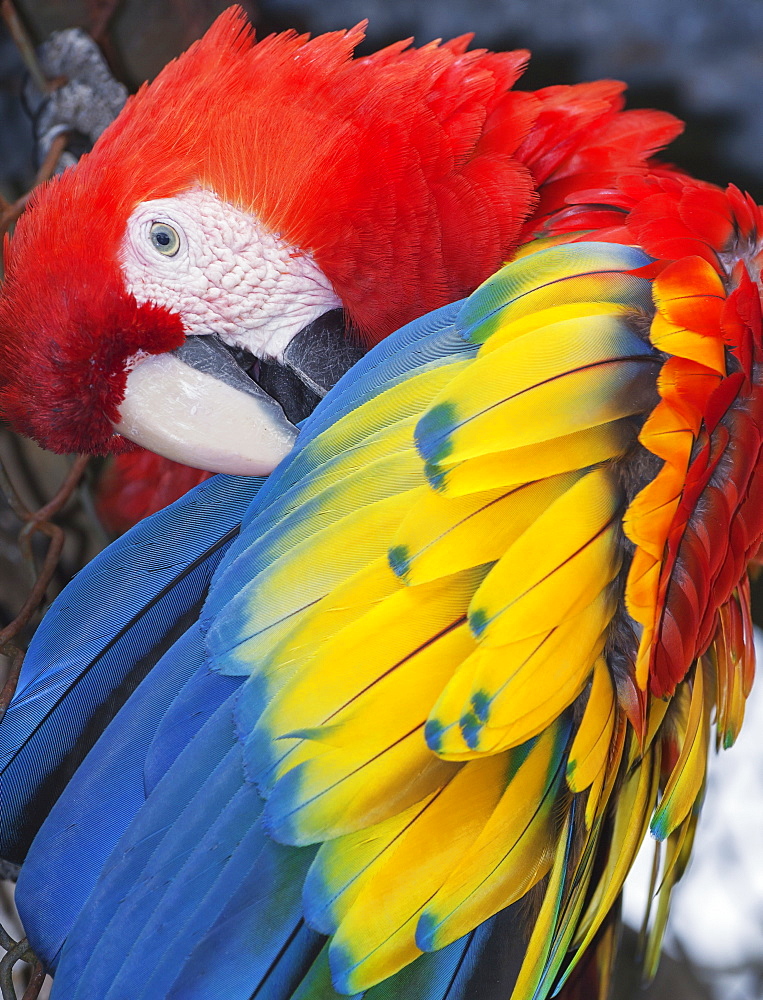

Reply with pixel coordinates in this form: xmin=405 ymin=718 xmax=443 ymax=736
xmin=623 ymin=631 xmax=763 ymax=999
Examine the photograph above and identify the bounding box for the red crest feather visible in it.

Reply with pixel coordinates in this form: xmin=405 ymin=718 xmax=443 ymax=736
xmin=0 ymin=6 xmax=683 ymax=464
xmin=10 ymin=7 xmax=541 ymax=344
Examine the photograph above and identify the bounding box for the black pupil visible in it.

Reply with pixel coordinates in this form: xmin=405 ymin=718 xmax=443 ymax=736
xmin=156 ymin=231 xmax=171 ymax=246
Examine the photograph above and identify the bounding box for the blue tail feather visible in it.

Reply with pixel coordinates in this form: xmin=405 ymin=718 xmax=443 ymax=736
xmin=0 ymin=474 xmax=262 ymax=862
xmin=134 ymin=837 xmax=317 ymax=1000
xmin=144 ymin=657 xmax=243 ymax=794
xmin=15 ymin=622 xmax=210 ymax=969
xmin=98 ymin=786 xmax=271 ymax=1000
xmin=46 ymin=695 xmax=242 ymax=996
xmin=52 ymin=703 xmax=319 ymax=1000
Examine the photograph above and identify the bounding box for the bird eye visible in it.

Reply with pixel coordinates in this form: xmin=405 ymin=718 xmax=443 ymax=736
xmin=149 ymin=222 xmax=180 ymax=256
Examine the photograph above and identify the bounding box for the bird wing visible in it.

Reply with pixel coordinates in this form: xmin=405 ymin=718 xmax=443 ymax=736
xmin=11 ymin=215 xmax=761 ymax=1000
xmin=0 ymin=473 xmax=262 ymax=865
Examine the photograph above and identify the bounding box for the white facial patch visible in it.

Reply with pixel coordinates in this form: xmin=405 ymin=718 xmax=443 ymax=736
xmin=119 ymin=187 xmax=341 ymax=361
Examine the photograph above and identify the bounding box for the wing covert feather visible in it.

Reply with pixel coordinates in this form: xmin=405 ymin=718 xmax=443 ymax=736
xmin=201 ymin=240 xmax=677 ymax=995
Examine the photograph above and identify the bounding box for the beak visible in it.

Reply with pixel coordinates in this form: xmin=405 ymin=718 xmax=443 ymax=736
xmin=113 ymin=310 xmax=364 ymax=476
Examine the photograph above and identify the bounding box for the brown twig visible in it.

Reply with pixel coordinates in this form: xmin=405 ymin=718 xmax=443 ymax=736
xmin=0 ymin=523 xmax=64 ymax=643
xmin=0 ymin=935 xmax=35 ymax=1000
xmin=20 ymin=961 xmax=45 ymax=1000
xmin=0 ymin=454 xmax=89 ymax=714
xmin=0 ymin=1 xmax=48 ymax=95
xmin=27 ymin=455 xmax=90 ymax=524
xmin=0 ymin=647 xmax=24 ymax=724
xmin=32 ymin=134 xmax=71 ymax=189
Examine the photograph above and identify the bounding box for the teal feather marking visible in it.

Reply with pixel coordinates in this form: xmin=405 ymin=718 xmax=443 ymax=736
xmin=459 ymin=711 xmax=482 ymax=750
xmin=468 ymin=608 xmax=489 ymax=639
xmin=649 ymin=811 xmax=670 ymax=842
xmin=471 ymin=691 xmax=490 ymax=724
xmin=424 ymin=716 xmax=469 ymax=755
xmin=425 ymin=718 xmax=445 ymax=753
xmin=388 ymin=544 xmax=411 ymax=580
xmin=415 ymin=913 xmax=439 ymax=955
xmin=423 ymin=461 xmax=449 ymax=491
xmin=415 ymin=402 xmax=458 ymax=465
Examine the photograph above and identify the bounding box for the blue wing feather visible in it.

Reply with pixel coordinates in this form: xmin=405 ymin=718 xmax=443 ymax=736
xmin=0 ymin=474 xmax=263 ymax=862
xmin=47 ymin=697 xmax=244 ymax=997
xmin=13 ymin=300 xmax=529 ymax=1000
xmin=15 ymin=622 xmax=210 ymax=969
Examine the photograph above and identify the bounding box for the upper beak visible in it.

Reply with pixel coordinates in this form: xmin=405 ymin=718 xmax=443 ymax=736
xmin=113 ymin=310 xmax=365 ymax=476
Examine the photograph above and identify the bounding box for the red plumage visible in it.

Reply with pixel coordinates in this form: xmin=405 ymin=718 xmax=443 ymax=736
xmin=95 ymin=451 xmax=212 ymax=533
xmin=636 ymin=194 xmax=763 ymax=697
xmin=7 ymin=9 xmax=682 ymax=527
xmin=581 ymin=178 xmax=763 ymax=698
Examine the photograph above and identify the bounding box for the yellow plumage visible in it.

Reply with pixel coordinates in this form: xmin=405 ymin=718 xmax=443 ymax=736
xmin=429 ymin=419 xmax=633 ymax=497
xmin=330 ymin=753 xmax=511 ymax=991
xmin=215 ymin=237 xmax=749 ymax=998
xmin=567 ymin=656 xmax=616 ymax=793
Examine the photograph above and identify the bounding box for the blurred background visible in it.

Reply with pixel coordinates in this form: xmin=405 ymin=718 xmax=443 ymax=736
xmin=0 ymin=0 xmax=762 ymax=997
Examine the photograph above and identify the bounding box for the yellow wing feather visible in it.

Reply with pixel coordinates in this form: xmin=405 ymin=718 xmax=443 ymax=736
xmin=567 ymin=656 xmax=617 ymax=793
xmin=418 ymin=317 xmax=658 ymax=468
xmin=390 ymin=472 xmax=582 ymax=586
xmin=650 ymin=663 xmax=711 ymax=839
xmin=219 ymin=238 xmax=743 ymax=998
xmin=431 ymin=419 xmax=634 ymax=497
xmin=467 ymin=467 xmax=621 ymax=647
xmin=418 ymin=723 xmax=566 ymax=950
xmin=329 ymin=753 xmax=512 ymax=992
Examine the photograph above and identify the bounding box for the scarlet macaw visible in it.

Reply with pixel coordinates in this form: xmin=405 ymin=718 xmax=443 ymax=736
xmin=0 ymin=8 xmax=758 ymax=1000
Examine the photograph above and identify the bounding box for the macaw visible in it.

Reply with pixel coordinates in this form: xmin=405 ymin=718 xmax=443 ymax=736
xmin=0 ymin=7 xmax=759 ymax=1000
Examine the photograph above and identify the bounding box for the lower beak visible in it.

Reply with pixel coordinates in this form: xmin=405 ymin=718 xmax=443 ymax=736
xmin=113 ymin=310 xmax=364 ymax=476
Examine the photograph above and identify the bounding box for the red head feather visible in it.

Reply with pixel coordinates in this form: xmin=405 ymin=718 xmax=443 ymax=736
xmin=0 ymin=6 xmax=681 ymax=457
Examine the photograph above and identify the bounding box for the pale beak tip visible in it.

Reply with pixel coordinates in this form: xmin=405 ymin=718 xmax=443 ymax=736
xmin=114 ymin=353 xmax=299 ymax=475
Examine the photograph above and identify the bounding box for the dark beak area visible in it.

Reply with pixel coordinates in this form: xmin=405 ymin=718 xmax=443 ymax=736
xmin=113 ymin=310 xmax=365 ymax=476
xmin=171 ymin=309 xmax=365 ymax=425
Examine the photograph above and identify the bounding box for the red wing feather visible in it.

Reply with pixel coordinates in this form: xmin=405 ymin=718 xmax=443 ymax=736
xmin=96 ymin=450 xmax=212 ymax=532
xmin=624 ymin=227 xmax=763 ymax=696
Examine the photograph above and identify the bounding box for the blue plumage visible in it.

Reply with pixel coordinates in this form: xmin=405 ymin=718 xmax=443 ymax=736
xmin=16 ymin=623 xmax=210 ymax=968
xmin=50 ymin=698 xmax=245 ymax=996
xmin=0 ymin=473 xmax=263 ymax=863
xmin=5 ymin=302 xmax=525 ymax=1000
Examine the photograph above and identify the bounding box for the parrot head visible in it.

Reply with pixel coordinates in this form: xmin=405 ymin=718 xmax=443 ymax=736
xmin=0 ymin=7 xmax=537 ymax=474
